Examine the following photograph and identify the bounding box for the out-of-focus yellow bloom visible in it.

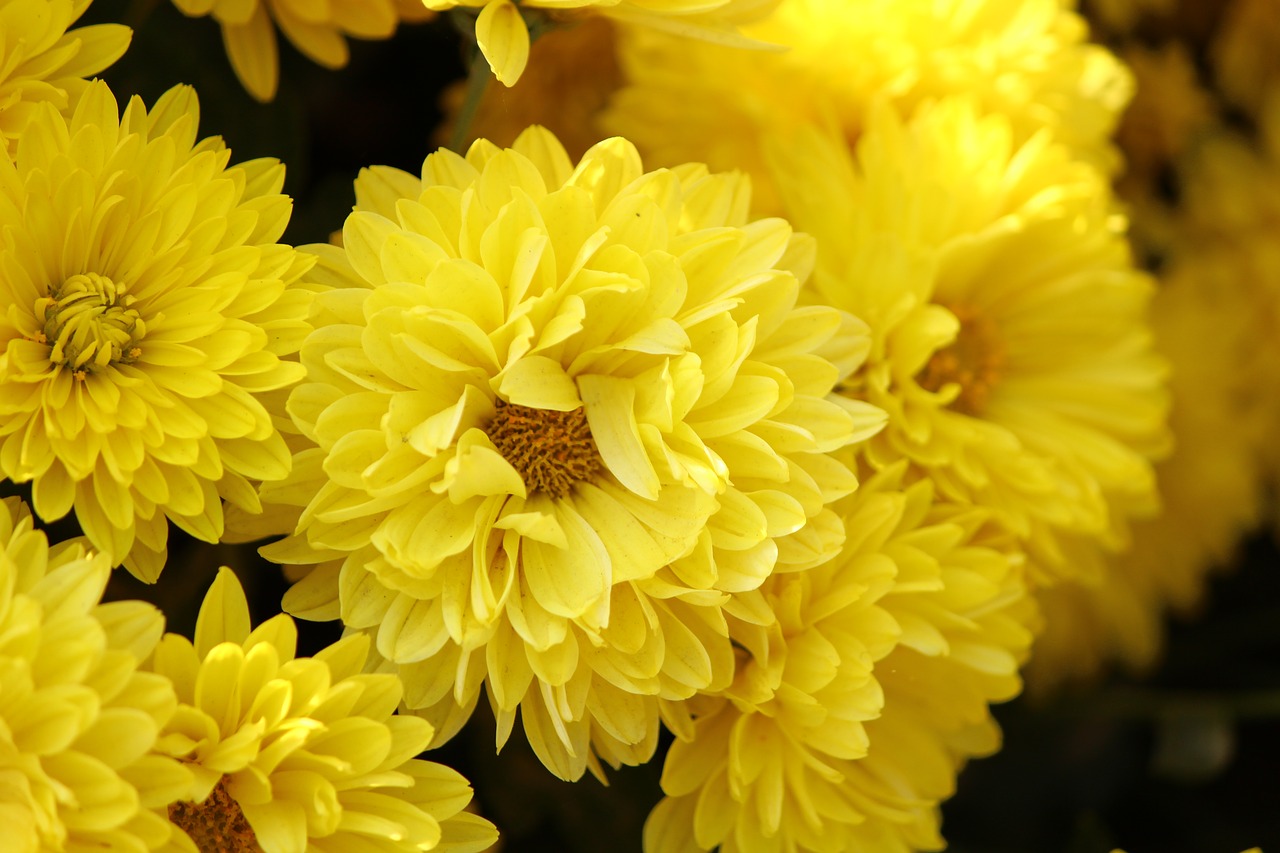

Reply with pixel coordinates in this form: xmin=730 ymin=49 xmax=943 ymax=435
xmin=171 ymin=0 xmax=435 ymax=102
xmin=266 ymin=126 xmax=881 ymax=780
xmin=1029 ymin=250 xmax=1264 ymax=686
xmin=434 ymin=0 xmax=777 ymax=87
xmin=1084 ymin=0 xmax=1175 ymax=34
xmin=605 ymin=0 xmax=1133 ymax=213
xmin=768 ymin=99 xmax=1169 ymax=587
xmin=151 ymin=567 xmax=497 ymax=852
xmin=0 ymin=81 xmax=315 ymax=581
xmin=0 ymin=496 xmax=190 ymax=852
xmin=646 ymin=464 xmax=1035 ymax=852
xmin=1213 ymin=0 xmax=1280 ymax=117
xmin=0 ymin=0 xmax=131 ymax=155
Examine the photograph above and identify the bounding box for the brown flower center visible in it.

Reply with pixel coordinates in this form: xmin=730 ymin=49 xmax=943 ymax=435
xmin=167 ymin=776 xmax=262 ymax=853
xmin=917 ymin=304 xmax=1005 ymax=416
xmin=35 ymin=272 xmax=144 ymax=374
xmin=485 ymin=399 xmax=602 ymax=498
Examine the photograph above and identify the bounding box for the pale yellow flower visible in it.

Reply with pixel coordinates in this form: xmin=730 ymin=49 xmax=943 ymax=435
xmin=0 ymin=0 xmax=131 ymax=155
xmin=0 ymin=496 xmax=190 ymax=852
xmin=171 ymin=0 xmax=435 ymax=102
xmin=1028 ymin=249 xmax=1264 ymax=687
xmin=768 ymin=99 xmax=1169 ymax=586
xmin=604 ymin=0 xmax=1133 ymax=213
xmin=151 ymin=567 xmax=497 ymax=852
xmin=0 ymin=81 xmax=315 ymax=581
xmin=646 ymin=464 xmax=1035 ymax=852
xmin=267 ymin=127 xmax=880 ymax=780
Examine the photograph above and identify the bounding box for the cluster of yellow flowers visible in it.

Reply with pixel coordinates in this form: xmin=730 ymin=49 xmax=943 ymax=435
xmin=0 ymin=0 xmax=1273 ymax=850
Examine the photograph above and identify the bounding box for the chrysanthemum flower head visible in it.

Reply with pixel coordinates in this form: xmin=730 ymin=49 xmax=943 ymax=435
xmin=170 ymin=0 xmax=435 ymax=102
xmin=766 ymin=98 xmax=1170 ymax=585
xmin=0 ymin=496 xmax=191 ymax=851
xmin=0 ymin=0 xmax=131 ymax=155
xmin=436 ymin=0 xmax=778 ymax=88
xmin=646 ymin=463 xmax=1035 ymax=852
xmin=1028 ymin=200 xmax=1268 ymax=691
xmin=604 ymin=0 xmax=1133 ymax=213
xmin=268 ymin=126 xmax=881 ymax=780
xmin=0 ymin=80 xmax=315 ymax=581
xmin=151 ymin=567 xmax=497 ymax=852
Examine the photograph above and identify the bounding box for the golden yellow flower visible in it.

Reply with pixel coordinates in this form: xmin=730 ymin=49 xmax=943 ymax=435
xmin=646 ymin=464 xmax=1035 ymax=852
xmin=436 ymin=0 xmax=777 ymax=87
xmin=604 ymin=0 xmax=1133 ymax=214
xmin=171 ymin=0 xmax=435 ymax=102
xmin=267 ymin=126 xmax=881 ymax=780
xmin=0 ymin=81 xmax=315 ymax=581
xmin=151 ymin=567 xmax=497 ymax=852
xmin=1212 ymin=0 xmax=1280 ymax=116
xmin=1115 ymin=43 xmax=1217 ymax=197
xmin=767 ymin=99 xmax=1170 ymax=586
xmin=0 ymin=0 xmax=131 ymax=155
xmin=0 ymin=496 xmax=191 ymax=852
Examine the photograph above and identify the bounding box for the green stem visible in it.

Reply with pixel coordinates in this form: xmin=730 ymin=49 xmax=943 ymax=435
xmin=449 ymin=49 xmax=492 ymax=154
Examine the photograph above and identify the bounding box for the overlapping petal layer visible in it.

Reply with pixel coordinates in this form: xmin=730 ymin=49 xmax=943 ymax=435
xmin=0 ymin=81 xmax=315 ymax=580
xmin=0 ymin=496 xmax=189 ymax=851
xmin=268 ymin=127 xmax=878 ymax=779
xmin=151 ymin=567 xmax=496 ymax=852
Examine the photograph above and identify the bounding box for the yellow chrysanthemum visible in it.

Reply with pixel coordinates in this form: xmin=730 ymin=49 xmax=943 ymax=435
xmin=150 ymin=567 xmax=497 ymax=853
xmin=435 ymin=0 xmax=777 ymax=88
xmin=171 ymin=0 xmax=435 ymax=102
xmin=1174 ymin=103 xmax=1280 ymax=478
xmin=646 ymin=464 xmax=1035 ymax=853
xmin=603 ymin=0 xmax=1133 ymax=214
xmin=1114 ymin=43 xmax=1217 ymax=198
xmin=0 ymin=0 xmax=131 ymax=155
xmin=267 ymin=126 xmax=881 ymax=780
xmin=1028 ymin=249 xmax=1264 ymax=687
xmin=0 ymin=80 xmax=315 ymax=582
xmin=767 ymin=99 xmax=1169 ymax=586
xmin=0 ymin=496 xmax=191 ymax=852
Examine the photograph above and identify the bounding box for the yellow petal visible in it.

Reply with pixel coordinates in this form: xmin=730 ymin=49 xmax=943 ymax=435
xmin=475 ymin=0 xmax=529 ymax=87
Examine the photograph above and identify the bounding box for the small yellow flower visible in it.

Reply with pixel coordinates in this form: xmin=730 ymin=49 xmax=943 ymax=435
xmin=0 ymin=0 xmax=131 ymax=155
xmin=0 ymin=496 xmax=191 ymax=852
xmin=0 ymin=81 xmax=316 ymax=581
xmin=267 ymin=126 xmax=880 ymax=780
xmin=151 ymin=567 xmax=497 ymax=852
xmin=171 ymin=0 xmax=435 ymax=102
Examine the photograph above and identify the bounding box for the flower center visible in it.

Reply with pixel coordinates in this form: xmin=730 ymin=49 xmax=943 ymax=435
xmin=917 ymin=304 xmax=1005 ymax=416
xmin=485 ymin=399 xmax=602 ymax=498
xmin=167 ymin=777 xmax=262 ymax=853
xmin=35 ymin=272 xmax=144 ymax=374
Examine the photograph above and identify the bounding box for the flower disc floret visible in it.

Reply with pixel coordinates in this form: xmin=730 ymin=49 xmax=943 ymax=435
xmin=0 ymin=81 xmax=316 ymax=581
xmin=270 ymin=127 xmax=879 ymax=780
